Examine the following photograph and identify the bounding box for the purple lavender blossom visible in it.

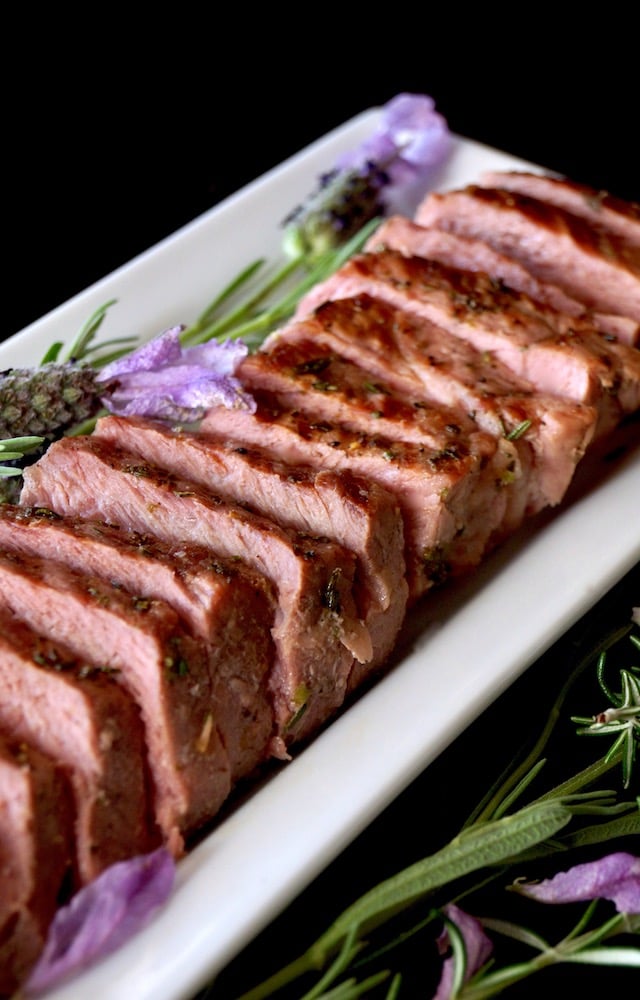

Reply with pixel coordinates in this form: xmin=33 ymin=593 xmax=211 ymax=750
xmin=25 ymin=847 xmax=176 ymax=995
xmin=516 ymin=852 xmax=640 ymax=914
xmin=96 ymin=325 xmax=256 ymax=423
xmin=337 ymin=92 xmax=453 ymax=217
xmin=432 ymin=904 xmax=494 ymax=1000
xmin=282 ymin=93 xmax=452 ymax=259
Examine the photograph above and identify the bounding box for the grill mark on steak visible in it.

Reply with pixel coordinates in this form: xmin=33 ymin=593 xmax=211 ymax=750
xmin=0 ymin=734 xmax=74 ymax=997
xmin=0 ymin=602 xmax=158 ymax=885
xmin=294 ymin=249 xmax=640 ymax=434
xmin=19 ymin=435 xmax=364 ymax=754
xmin=265 ymin=294 xmax=597 ymax=519
xmin=93 ymin=413 xmax=406 ymax=686
xmin=478 ymin=170 xmax=640 ymax=249
xmin=200 ymin=393 xmax=508 ymax=605
xmin=0 ymin=546 xmax=232 ymax=857
xmin=233 ymin=337 xmax=520 ymax=546
xmin=0 ymin=504 xmax=277 ymax=793
xmin=366 ymin=216 xmax=640 ymax=344
xmin=415 ymin=185 xmax=640 ymax=333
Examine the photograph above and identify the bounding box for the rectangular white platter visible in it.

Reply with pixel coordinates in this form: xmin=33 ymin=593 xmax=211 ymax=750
xmin=2 ymin=108 xmax=639 ymax=1000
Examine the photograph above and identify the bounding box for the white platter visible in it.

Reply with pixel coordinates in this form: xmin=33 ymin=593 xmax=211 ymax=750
xmin=3 ymin=109 xmax=640 ymax=1000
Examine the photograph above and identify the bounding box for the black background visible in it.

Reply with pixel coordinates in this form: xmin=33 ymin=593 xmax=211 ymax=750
xmin=3 ymin=14 xmax=639 ymax=998
xmin=3 ymin=17 xmax=638 ymax=343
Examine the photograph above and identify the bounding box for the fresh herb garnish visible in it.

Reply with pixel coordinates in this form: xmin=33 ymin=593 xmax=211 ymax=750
xmin=208 ymin=607 xmax=639 ymax=999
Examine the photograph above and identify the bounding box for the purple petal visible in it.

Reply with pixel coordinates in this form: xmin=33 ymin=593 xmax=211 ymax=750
xmin=517 ymin=852 xmax=640 ymax=914
xmin=432 ymin=904 xmax=493 ymax=1000
xmin=184 ymin=338 xmax=249 ymax=374
xmin=98 ymin=329 xmax=255 ymax=423
xmin=97 ymin=327 xmax=184 ymax=380
xmin=25 ymin=847 xmax=176 ymax=994
xmin=338 ymin=93 xmax=452 ymax=219
xmin=338 ymin=93 xmax=452 ymax=174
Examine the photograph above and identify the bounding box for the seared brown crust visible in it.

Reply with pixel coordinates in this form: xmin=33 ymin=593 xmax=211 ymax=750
xmin=366 ymin=215 xmax=640 ymax=343
xmin=20 ymin=434 xmax=365 ymax=753
xmin=478 ymin=170 xmax=640 ymax=247
xmin=234 ymin=337 xmax=520 ymax=545
xmin=0 ymin=545 xmax=233 ymax=856
xmin=0 ymin=734 xmax=74 ymax=996
xmin=201 ymin=393 xmax=509 ymax=603
xmin=415 ymin=185 xmax=640 ymax=331
xmin=266 ymin=294 xmax=597 ymax=519
xmin=295 ymin=249 xmax=640 ymax=433
xmin=93 ymin=413 xmax=407 ymax=683
xmin=0 ymin=504 xmax=277 ymax=791
xmin=0 ymin=603 xmax=158 ymax=885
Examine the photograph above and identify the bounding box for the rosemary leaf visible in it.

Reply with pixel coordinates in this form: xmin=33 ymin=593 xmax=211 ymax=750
xmin=310 ymin=801 xmax=572 ymax=963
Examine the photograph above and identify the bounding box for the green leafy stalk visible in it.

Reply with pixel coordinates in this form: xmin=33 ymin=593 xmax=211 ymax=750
xmin=230 ymin=618 xmax=640 ymax=1000
xmin=180 ymin=217 xmax=381 ymax=349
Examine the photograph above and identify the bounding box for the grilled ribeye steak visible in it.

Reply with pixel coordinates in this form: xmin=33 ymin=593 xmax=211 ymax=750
xmin=0 ymin=603 xmax=157 ymax=885
xmin=294 ymin=249 xmax=640 ymax=434
xmin=478 ymin=170 xmax=640 ymax=248
xmin=200 ymin=392 xmax=508 ymax=604
xmin=415 ymin=185 xmax=640 ymax=339
xmin=0 ymin=734 xmax=74 ymax=997
xmin=93 ymin=413 xmax=407 ymax=685
xmin=264 ymin=294 xmax=597 ymax=519
xmin=0 ymin=503 xmax=276 ymax=643
xmin=0 ymin=504 xmax=277 ymax=790
xmin=366 ymin=215 xmax=640 ymax=344
xmin=233 ymin=337 xmax=521 ymax=544
xmin=0 ymin=546 xmax=233 ymax=857
xmin=20 ymin=435 xmax=366 ymax=754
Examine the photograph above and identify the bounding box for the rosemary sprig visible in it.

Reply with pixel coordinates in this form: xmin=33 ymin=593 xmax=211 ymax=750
xmin=180 ymin=217 xmax=381 ymax=349
xmin=218 ymin=612 xmax=640 ymax=1000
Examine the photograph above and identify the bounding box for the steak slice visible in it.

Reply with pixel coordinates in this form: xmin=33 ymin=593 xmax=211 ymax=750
xmin=93 ymin=413 xmax=407 ymax=684
xmin=0 ymin=604 xmax=157 ymax=885
xmin=0 ymin=735 xmax=73 ymax=997
xmin=199 ymin=393 xmax=507 ymax=604
xmin=234 ymin=337 xmax=522 ymax=541
xmin=366 ymin=215 xmax=640 ymax=344
xmin=478 ymin=170 xmax=640 ymax=248
xmin=415 ymin=185 xmax=640 ymax=338
xmin=20 ymin=435 xmax=364 ymax=754
xmin=294 ymin=249 xmax=640 ymax=433
xmin=0 ymin=504 xmax=277 ymax=788
xmin=0 ymin=546 xmax=232 ymax=856
xmin=265 ymin=294 xmax=597 ymax=517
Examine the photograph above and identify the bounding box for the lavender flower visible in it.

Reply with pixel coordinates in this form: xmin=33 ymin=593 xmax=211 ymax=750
xmin=96 ymin=325 xmax=256 ymax=422
xmin=282 ymin=93 xmax=452 ymax=260
xmin=433 ymin=904 xmax=493 ymax=1000
xmin=337 ymin=91 xmax=452 ymax=217
xmin=25 ymin=847 xmax=176 ymax=995
xmin=516 ymin=852 xmax=640 ymax=914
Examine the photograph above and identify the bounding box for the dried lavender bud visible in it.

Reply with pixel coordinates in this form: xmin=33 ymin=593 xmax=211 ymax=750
xmin=0 ymin=362 xmax=104 ymax=441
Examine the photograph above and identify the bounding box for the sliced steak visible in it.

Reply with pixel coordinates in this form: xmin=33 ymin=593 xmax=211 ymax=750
xmin=20 ymin=435 xmax=364 ymax=754
xmin=0 ymin=735 xmax=73 ymax=998
xmin=366 ymin=215 xmax=640 ymax=344
xmin=234 ymin=337 xmax=522 ymax=542
xmin=0 ymin=546 xmax=232 ymax=857
xmin=0 ymin=504 xmax=277 ymax=788
xmin=93 ymin=413 xmax=407 ymax=683
xmin=294 ymin=249 xmax=640 ymax=433
xmin=415 ymin=185 xmax=640 ymax=340
xmin=478 ymin=170 xmax=640 ymax=248
xmin=265 ymin=294 xmax=597 ymax=518
xmin=0 ymin=604 xmax=157 ymax=885
xmin=200 ymin=392 xmax=508 ymax=604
